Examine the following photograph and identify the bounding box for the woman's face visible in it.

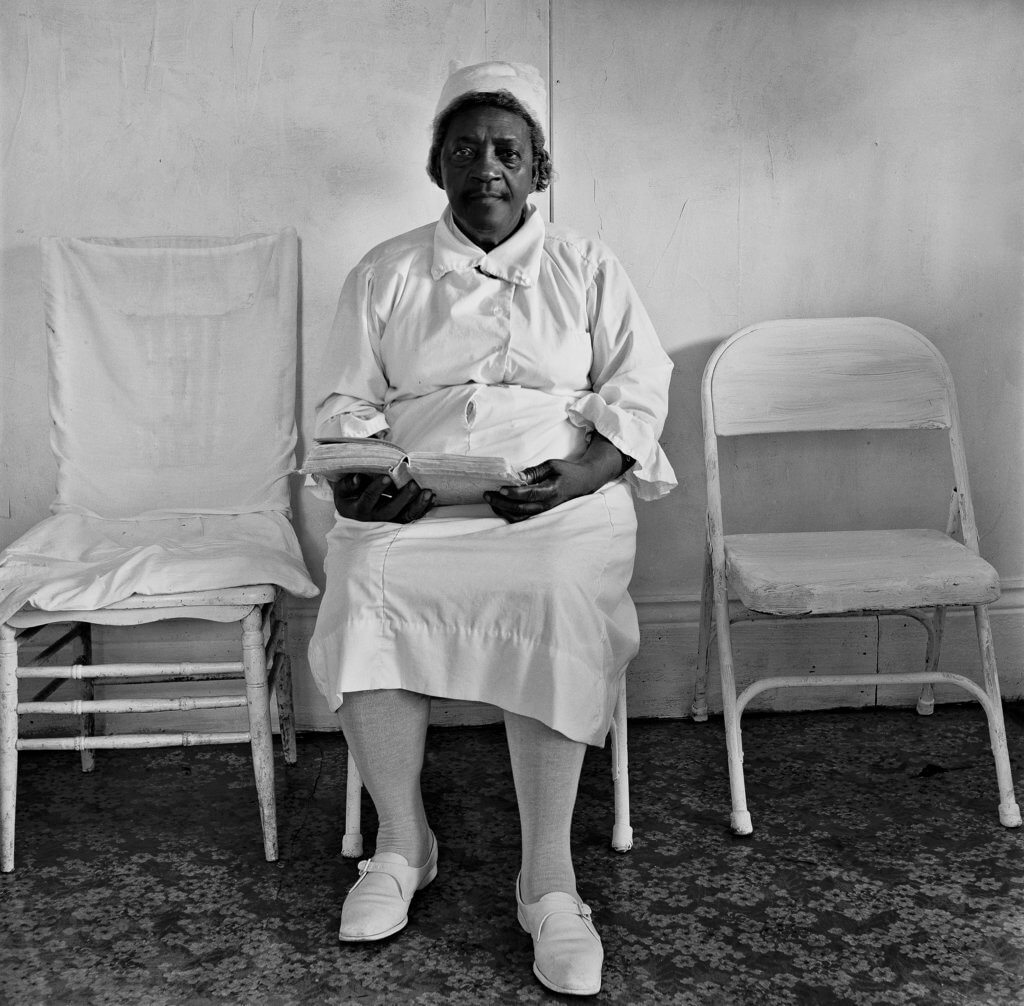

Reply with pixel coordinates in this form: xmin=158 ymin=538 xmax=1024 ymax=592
xmin=440 ymin=105 xmax=536 ymax=251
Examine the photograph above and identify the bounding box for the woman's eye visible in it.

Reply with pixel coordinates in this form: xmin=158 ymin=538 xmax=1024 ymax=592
xmin=500 ymin=152 xmax=522 ymax=166
xmin=450 ymin=147 xmax=473 ymax=163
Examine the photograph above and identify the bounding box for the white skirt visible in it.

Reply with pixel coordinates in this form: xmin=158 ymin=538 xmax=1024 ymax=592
xmin=307 ymin=481 xmax=639 ymax=746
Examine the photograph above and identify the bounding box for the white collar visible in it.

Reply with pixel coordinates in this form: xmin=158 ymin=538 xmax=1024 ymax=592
xmin=431 ymin=203 xmax=545 ymax=286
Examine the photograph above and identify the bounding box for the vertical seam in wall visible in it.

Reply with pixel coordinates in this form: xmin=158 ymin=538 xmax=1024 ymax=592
xmin=548 ymin=0 xmax=554 ymax=223
xmin=735 ymin=141 xmax=742 ymax=325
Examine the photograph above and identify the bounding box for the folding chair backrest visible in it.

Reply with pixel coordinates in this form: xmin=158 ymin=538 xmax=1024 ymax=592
xmin=702 ymin=317 xmax=979 ymax=549
xmin=704 ymin=317 xmax=954 ymax=436
xmin=41 ymin=230 xmax=299 ymax=519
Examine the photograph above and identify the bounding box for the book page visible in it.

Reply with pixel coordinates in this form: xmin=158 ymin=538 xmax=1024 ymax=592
xmin=299 ymin=440 xmax=526 ymax=505
xmin=406 ymin=454 xmax=527 ymax=505
xmin=299 ymin=438 xmax=404 ymax=478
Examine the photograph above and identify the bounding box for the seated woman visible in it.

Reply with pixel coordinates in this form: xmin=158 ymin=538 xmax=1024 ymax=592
xmin=308 ymin=61 xmax=676 ymax=997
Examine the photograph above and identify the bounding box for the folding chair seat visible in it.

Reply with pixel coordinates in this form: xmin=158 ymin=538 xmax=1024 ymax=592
xmin=341 ymin=681 xmax=634 ymax=857
xmin=692 ymin=317 xmax=1021 ymax=835
xmin=0 ymin=230 xmax=318 ymax=872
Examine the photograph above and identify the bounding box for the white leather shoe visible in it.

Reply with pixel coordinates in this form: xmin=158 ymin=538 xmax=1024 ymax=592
xmin=516 ymin=875 xmax=603 ymax=996
xmin=338 ymin=832 xmax=438 ymax=942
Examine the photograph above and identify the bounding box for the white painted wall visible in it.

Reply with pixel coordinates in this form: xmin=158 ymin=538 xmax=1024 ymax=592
xmin=3 ymin=0 xmax=1022 ymax=731
xmin=551 ymin=0 xmax=1024 ymax=716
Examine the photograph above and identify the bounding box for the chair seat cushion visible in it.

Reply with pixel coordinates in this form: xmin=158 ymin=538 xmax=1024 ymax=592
xmin=0 ymin=511 xmax=318 ymax=625
xmin=724 ymin=528 xmax=1000 ymax=615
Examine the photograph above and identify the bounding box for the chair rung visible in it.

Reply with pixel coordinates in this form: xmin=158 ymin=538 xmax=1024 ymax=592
xmin=19 ymin=695 xmax=248 ymax=715
xmin=106 ymin=673 xmax=243 ymax=686
xmin=17 ymin=732 xmax=252 ymax=752
xmin=737 ymin=670 xmax=991 ymax=714
xmin=16 ymin=661 xmax=244 ymax=680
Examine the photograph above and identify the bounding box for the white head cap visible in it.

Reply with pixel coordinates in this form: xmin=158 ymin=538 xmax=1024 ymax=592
xmin=433 ymin=61 xmax=548 ymax=141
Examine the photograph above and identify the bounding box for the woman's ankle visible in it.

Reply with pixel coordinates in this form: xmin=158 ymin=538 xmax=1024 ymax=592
xmin=518 ymin=866 xmax=579 ymax=904
xmin=374 ymin=823 xmax=433 ymax=866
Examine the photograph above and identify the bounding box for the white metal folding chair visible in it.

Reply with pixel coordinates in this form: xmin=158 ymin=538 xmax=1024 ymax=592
xmin=340 ymin=680 xmax=633 ymax=857
xmin=0 ymin=230 xmax=318 ymax=872
xmin=692 ymin=317 xmax=1021 ymax=835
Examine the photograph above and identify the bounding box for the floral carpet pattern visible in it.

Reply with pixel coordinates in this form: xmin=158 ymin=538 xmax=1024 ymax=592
xmin=1 ymin=704 xmax=1023 ymax=1005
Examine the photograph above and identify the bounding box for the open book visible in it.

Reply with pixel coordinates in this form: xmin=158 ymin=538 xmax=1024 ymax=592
xmin=300 ymin=437 xmax=528 ymax=506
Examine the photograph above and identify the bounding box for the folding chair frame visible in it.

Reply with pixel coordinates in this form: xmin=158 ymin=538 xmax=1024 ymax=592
xmin=691 ymin=318 xmax=1021 ymax=835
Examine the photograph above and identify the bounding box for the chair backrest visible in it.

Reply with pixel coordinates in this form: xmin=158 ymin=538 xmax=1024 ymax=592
xmin=41 ymin=230 xmax=299 ymax=519
xmin=704 ymin=317 xmax=954 ymax=435
xmin=702 ymin=318 xmax=980 ymax=549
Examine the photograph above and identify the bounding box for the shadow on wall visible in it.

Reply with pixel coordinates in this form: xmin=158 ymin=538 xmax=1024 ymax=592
xmin=674 ymin=320 xmax=958 ymax=543
xmin=643 ymin=336 xmax=728 ymax=593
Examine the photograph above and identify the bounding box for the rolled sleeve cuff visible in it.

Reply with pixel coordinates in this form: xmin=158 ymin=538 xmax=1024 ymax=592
xmin=313 ymin=406 xmax=390 ymax=442
xmin=306 ymin=407 xmax=391 ymax=499
xmin=568 ymin=392 xmax=677 ymax=501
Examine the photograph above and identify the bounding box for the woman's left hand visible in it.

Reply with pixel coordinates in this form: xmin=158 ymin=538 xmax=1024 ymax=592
xmin=484 ymin=433 xmax=633 ymax=524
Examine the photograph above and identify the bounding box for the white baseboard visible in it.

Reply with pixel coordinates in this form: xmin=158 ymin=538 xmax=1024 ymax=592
xmin=14 ymin=588 xmax=1024 ymax=735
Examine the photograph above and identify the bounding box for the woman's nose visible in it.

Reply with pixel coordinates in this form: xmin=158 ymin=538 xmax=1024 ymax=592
xmin=473 ymin=148 xmax=502 ymax=178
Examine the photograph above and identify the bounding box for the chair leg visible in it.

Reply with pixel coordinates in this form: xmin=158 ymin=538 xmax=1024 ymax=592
xmin=79 ymin=678 xmax=96 ymax=773
xmin=342 ymin=750 xmax=364 ymax=858
xmin=974 ymin=605 xmax=1022 ymax=828
xmin=275 ymin=652 xmax=298 ymax=766
xmin=1 ymin=625 xmax=19 ymax=872
xmin=271 ymin=597 xmax=298 ymax=766
xmin=692 ymin=537 xmax=714 ymax=722
xmin=916 ymin=607 xmax=945 ymax=716
xmin=609 ymin=679 xmax=633 ymax=852
xmin=714 ymin=590 xmax=752 ymax=835
xmin=78 ymin=623 xmax=95 ymax=772
xmin=242 ymin=606 xmax=279 ymax=861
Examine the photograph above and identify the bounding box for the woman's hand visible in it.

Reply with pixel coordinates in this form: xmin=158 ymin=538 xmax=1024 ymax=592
xmin=484 ymin=434 xmax=633 ymax=524
xmin=332 ymin=473 xmax=434 ymax=524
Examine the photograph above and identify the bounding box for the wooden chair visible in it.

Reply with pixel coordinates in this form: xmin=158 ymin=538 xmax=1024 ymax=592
xmin=692 ymin=317 xmax=1021 ymax=835
xmin=0 ymin=231 xmax=318 ymax=872
xmin=341 ymin=680 xmax=634 ymax=857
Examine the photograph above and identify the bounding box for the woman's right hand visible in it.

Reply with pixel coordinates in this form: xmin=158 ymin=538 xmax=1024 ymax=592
xmin=331 ymin=473 xmax=434 ymax=524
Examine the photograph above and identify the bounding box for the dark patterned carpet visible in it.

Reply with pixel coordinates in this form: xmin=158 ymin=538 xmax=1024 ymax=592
xmin=2 ymin=704 xmax=1023 ymax=1005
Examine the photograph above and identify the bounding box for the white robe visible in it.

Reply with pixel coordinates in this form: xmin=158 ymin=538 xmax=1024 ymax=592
xmin=308 ymin=205 xmax=675 ymax=745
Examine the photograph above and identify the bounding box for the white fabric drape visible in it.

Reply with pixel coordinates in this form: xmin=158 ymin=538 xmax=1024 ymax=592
xmin=44 ymin=232 xmax=300 ymax=518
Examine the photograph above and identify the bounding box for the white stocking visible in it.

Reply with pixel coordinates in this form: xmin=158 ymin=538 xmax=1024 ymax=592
xmin=338 ymin=688 xmax=433 ymax=864
xmin=504 ymin=709 xmax=587 ymax=904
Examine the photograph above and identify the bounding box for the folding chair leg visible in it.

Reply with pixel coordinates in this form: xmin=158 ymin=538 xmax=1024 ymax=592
xmin=974 ymin=606 xmax=1022 ymax=828
xmin=242 ymin=607 xmax=279 ymax=861
xmin=692 ymin=538 xmax=714 ymax=722
xmin=916 ymin=607 xmax=945 ymax=716
xmin=714 ymin=592 xmax=752 ymax=835
xmin=1 ymin=625 xmax=18 ymax=872
xmin=342 ymin=750 xmax=364 ymax=858
xmin=609 ymin=679 xmax=632 ymax=852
